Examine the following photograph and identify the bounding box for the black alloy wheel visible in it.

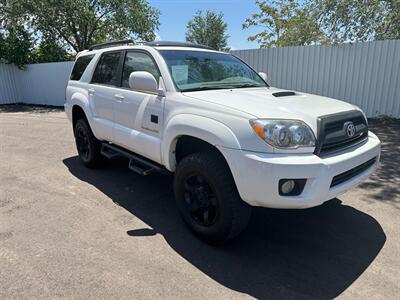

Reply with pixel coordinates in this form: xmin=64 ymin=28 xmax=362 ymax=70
xmin=183 ymin=174 xmax=218 ymax=227
xmin=174 ymin=152 xmax=252 ymax=244
xmin=76 ymin=126 xmax=91 ymax=162
xmin=74 ymin=119 xmax=103 ymax=168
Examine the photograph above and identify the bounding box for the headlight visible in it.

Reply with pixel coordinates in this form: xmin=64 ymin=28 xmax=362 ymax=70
xmin=250 ymin=119 xmax=316 ymax=149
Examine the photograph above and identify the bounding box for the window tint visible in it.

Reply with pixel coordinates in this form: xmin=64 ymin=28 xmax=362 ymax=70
xmin=70 ymin=55 xmax=94 ymax=80
xmin=122 ymin=52 xmax=160 ymax=88
xmin=92 ymin=52 xmax=122 ymax=86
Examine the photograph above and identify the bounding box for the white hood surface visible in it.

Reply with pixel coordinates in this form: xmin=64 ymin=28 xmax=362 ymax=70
xmin=183 ymin=87 xmax=358 ymax=130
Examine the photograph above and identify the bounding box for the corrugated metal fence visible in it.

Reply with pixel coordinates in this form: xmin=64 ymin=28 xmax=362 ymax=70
xmin=17 ymin=62 xmax=74 ymax=106
xmin=0 ymin=40 xmax=399 ymax=117
xmin=0 ymin=64 xmax=21 ymax=104
xmin=0 ymin=61 xmax=73 ymax=107
xmin=232 ymin=40 xmax=400 ymax=117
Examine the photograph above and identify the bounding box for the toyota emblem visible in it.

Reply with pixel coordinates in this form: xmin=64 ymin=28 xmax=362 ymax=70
xmin=344 ymin=121 xmax=356 ymax=137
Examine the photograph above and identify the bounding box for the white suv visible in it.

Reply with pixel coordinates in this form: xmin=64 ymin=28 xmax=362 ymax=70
xmin=65 ymin=40 xmax=381 ymax=243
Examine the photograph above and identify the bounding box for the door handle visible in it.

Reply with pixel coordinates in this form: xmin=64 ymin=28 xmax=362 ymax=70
xmin=114 ymin=93 xmax=125 ymax=101
xmin=88 ymin=88 xmax=95 ymax=95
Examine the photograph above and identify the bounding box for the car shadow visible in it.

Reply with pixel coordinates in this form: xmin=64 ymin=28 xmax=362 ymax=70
xmin=358 ymin=118 xmax=400 ymax=208
xmin=63 ymin=156 xmax=386 ymax=299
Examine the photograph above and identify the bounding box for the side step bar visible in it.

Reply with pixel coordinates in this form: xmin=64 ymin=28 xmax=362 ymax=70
xmin=100 ymin=143 xmax=169 ymax=176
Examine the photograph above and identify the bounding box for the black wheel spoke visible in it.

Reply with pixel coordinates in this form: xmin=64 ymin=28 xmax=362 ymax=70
xmin=184 ymin=182 xmax=195 ymax=192
xmin=183 ymin=174 xmax=217 ymax=227
xmin=76 ymin=127 xmax=90 ymax=160
xmin=202 ymin=209 xmax=210 ymax=224
xmin=196 ymin=175 xmax=205 ymax=184
xmin=188 ymin=198 xmax=202 ymax=213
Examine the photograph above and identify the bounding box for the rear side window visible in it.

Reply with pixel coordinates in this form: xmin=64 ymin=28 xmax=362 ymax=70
xmin=91 ymin=52 xmax=122 ymax=86
xmin=70 ymin=55 xmax=94 ymax=80
xmin=122 ymin=52 xmax=160 ymax=88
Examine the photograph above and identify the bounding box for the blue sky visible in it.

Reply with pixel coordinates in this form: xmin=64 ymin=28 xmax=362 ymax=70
xmin=148 ymin=0 xmax=261 ymax=50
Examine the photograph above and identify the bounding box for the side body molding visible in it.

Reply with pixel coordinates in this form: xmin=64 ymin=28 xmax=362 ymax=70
xmin=162 ymin=114 xmax=241 ymax=171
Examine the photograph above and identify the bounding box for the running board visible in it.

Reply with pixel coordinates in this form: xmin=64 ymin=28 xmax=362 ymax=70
xmin=100 ymin=143 xmax=169 ymax=176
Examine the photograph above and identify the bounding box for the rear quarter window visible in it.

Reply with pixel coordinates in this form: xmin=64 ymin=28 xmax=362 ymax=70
xmin=70 ymin=55 xmax=95 ymax=81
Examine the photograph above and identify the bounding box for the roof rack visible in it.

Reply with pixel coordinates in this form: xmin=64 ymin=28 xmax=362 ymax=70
xmin=145 ymin=41 xmax=213 ymax=50
xmin=88 ymin=39 xmax=136 ymax=51
xmin=87 ymin=39 xmax=214 ymax=51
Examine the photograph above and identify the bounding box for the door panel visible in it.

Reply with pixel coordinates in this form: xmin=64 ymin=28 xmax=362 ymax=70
xmin=113 ymin=51 xmax=164 ymax=163
xmin=89 ymin=51 xmax=123 ymax=142
xmin=113 ymin=90 xmax=164 ymax=163
xmin=88 ymin=85 xmax=115 ymax=141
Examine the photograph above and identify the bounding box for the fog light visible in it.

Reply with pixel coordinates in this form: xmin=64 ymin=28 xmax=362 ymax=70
xmin=280 ymin=180 xmax=295 ymax=194
xmin=279 ymin=179 xmax=307 ymax=196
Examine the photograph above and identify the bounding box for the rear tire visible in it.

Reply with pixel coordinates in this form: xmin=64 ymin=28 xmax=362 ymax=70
xmin=174 ymin=152 xmax=251 ymax=244
xmin=74 ymin=119 xmax=103 ymax=168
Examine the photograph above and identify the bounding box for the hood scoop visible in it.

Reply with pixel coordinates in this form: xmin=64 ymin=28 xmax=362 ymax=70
xmin=272 ymin=91 xmax=296 ymax=97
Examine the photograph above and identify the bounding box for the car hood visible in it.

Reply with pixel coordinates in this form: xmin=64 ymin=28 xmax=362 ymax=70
xmin=183 ymin=87 xmax=358 ymax=130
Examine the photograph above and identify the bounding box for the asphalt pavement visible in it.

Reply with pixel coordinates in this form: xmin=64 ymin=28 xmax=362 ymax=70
xmin=0 ymin=105 xmax=399 ymax=299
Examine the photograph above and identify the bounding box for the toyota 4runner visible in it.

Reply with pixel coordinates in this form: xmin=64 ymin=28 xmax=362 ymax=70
xmin=65 ymin=40 xmax=381 ymax=243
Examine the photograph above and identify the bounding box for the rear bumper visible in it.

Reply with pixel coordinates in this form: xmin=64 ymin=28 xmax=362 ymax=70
xmin=219 ymin=131 xmax=381 ymax=209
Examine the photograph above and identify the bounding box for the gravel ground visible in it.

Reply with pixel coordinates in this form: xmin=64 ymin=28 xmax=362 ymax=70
xmin=0 ymin=105 xmax=399 ymax=299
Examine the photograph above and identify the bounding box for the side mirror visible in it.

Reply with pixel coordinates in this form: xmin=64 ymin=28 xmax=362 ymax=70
xmin=129 ymin=71 xmax=160 ymax=94
xmin=258 ymin=72 xmax=268 ymax=82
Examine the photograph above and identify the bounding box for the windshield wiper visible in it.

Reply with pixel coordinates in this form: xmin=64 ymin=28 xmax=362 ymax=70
xmin=182 ymin=86 xmax=234 ymax=92
xmin=229 ymin=83 xmax=264 ymax=89
xmin=182 ymin=83 xmax=264 ymax=92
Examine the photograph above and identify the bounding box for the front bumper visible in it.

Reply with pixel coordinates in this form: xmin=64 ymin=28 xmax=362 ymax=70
xmin=219 ymin=131 xmax=381 ymax=209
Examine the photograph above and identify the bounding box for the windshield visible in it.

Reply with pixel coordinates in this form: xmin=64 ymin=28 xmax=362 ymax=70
xmin=158 ymin=50 xmax=268 ymax=92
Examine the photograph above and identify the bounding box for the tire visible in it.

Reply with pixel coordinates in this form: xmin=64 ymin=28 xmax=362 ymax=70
xmin=74 ymin=119 xmax=103 ymax=168
xmin=174 ymin=151 xmax=252 ymax=244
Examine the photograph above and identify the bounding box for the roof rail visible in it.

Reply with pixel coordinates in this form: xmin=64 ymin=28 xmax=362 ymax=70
xmin=87 ymin=40 xmax=214 ymax=51
xmin=88 ymin=39 xmax=136 ymax=51
xmin=145 ymin=41 xmax=213 ymax=50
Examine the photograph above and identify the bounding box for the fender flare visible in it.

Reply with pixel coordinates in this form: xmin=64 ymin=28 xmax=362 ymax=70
xmin=162 ymin=114 xmax=241 ymax=171
xmin=69 ymin=92 xmax=99 ymax=138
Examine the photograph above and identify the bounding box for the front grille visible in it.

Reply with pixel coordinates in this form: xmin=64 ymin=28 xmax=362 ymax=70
xmin=330 ymin=157 xmax=377 ymax=188
xmin=315 ymin=110 xmax=368 ymax=157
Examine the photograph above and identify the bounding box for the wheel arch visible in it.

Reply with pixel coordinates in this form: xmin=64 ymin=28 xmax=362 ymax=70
xmin=69 ymin=92 xmax=98 ymax=137
xmin=162 ymin=114 xmax=241 ymax=172
xmin=72 ymin=105 xmax=88 ymax=130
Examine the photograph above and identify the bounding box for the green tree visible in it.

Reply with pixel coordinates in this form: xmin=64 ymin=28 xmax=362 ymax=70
xmin=0 ymin=0 xmax=160 ymax=52
xmin=376 ymin=0 xmax=400 ymax=40
xmin=0 ymin=26 xmax=35 ymax=68
xmin=186 ymin=10 xmax=229 ymax=51
xmin=0 ymin=33 xmax=5 ymax=62
xmin=243 ymin=0 xmax=327 ymax=47
xmin=33 ymin=35 xmax=69 ymax=63
xmin=315 ymin=0 xmax=400 ymax=43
